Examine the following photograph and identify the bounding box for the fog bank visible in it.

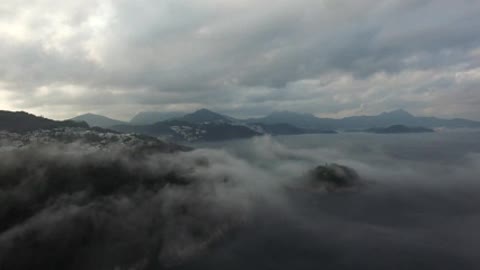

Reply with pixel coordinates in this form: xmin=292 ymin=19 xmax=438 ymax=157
xmin=1 ymin=133 xmax=480 ymax=269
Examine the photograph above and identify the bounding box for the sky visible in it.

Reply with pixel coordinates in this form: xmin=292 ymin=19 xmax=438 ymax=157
xmin=0 ymin=0 xmax=480 ymax=121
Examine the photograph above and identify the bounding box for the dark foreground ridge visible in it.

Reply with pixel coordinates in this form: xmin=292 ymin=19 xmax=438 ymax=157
xmin=0 ymin=130 xmax=362 ymax=269
xmin=0 ymin=138 xmax=223 ymax=269
xmin=0 ymin=110 xmax=88 ymax=133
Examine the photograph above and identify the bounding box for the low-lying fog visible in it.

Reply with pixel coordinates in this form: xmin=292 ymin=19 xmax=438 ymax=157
xmin=1 ymin=130 xmax=480 ymax=269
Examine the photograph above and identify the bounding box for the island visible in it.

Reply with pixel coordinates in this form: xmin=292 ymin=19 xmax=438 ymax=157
xmin=365 ymin=125 xmax=434 ymax=134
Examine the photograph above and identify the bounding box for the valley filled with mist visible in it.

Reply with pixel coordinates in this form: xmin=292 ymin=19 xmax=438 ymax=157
xmin=1 ymin=128 xmax=480 ymax=269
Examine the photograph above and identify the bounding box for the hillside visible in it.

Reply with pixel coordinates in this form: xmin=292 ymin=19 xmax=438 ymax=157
xmin=130 ymin=111 xmax=186 ymax=125
xmin=175 ymin=109 xmax=235 ymax=124
xmin=0 ymin=111 xmax=88 ymax=133
xmin=71 ymin=113 xmax=127 ymax=128
xmin=113 ymin=120 xmax=259 ymax=142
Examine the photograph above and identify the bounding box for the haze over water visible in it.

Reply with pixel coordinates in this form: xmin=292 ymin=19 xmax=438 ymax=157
xmin=183 ymin=130 xmax=480 ymax=270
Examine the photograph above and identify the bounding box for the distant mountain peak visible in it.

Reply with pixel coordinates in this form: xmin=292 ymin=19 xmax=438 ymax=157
xmin=71 ymin=113 xmax=126 ymax=128
xmin=195 ymin=108 xmax=212 ymax=112
xmin=81 ymin=113 xmax=98 ymax=117
xmin=192 ymin=108 xmax=219 ymax=115
xmin=381 ymin=109 xmax=413 ymax=117
xmin=73 ymin=112 xmax=112 ymax=119
xmin=179 ymin=108 xmax=232 ymax=123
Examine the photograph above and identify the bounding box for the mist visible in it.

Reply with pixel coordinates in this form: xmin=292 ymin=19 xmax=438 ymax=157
xmin=1 ymin=133 xmax=480 ymax=269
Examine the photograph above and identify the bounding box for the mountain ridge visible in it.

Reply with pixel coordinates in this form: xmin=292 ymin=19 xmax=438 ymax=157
xmin=175 ymin=108 xmax=235 ymax=124
xmin=1 ymin=110 xmax=89 ymax=133
xmin=130 ymin=111 xmax=186 ymax=125
xmin=71 ymin=113 xmax=127 ymax=128
xmin=126 ymin=108 xmax=480 ymax=129
xmin=246 ymin=109 xmax=480 ymax=129
xmin=3 ymin=109 xmax=479 ymax=143
xmin=64 ymin=108 xmax=480 ymax=139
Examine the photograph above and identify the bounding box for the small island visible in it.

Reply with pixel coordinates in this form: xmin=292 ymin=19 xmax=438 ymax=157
xmin=307 ymin=163 xmax=362 ymax=192
xmin=365 ymin=125 xmax=434 ymax=134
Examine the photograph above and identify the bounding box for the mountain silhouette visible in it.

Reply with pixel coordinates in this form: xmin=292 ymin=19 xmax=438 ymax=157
xmin=130 ymin=111 xmax=186 ymax=125
xmin=176 ymin=108 xmax=235 ymax=124
xmin=0 ymin=110 xmax=88 ymax=133
xmin=247 ymin=109 xmax=480 ymax=130
xmin=71 ymin=113 xmax=126 ymax=128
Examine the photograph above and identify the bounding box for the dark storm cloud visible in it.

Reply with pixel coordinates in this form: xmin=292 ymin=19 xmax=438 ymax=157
xmin=1 ymin=0 xmax=480 ymax=119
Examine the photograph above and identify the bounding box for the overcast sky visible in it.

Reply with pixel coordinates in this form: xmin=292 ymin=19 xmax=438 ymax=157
xmin=1 ymin=0 xmax=480 ymax=120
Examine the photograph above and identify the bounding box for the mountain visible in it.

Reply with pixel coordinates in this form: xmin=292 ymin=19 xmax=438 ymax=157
xmin=0 ymin=110 xmax=88 ymax=133
xmin=337 ymin=109 xmax=480 ymax=129
xmin=248 ymin=109 xmax=480 ymax=130
xmin=0 ymin=126 xmax=189 ymax=152
xmin=71 ymin=113 xmax=127 ymax=128
xmin=339 ymin=109 xmax=413 ymax=127
xmin=131 ymin=109 xmax=235 ymax=126
xmin=246 ymin=111 xmax=335 ymax=130
xmin=4 ymin=108 xmax=477 ymax=143
xmin=247 ymin=123 xmax=336 ymax=135
xmin=112 ymin=119 xmax=336 ymax=143
xmin=114 ymin=108 xmax=480 ymax=142
xmin=114 ymin=109 xmax=340 ymax=142
xmin=176 ymin=108 xmax=235 ymax=124
xmin=0 ymin=110 xmax=189 ymax=153
xmin=112 ymin=122 xmax=175 ymax=138
xmin=365 ymin=125 xmax=434 ymax=134
xmin=130 ymin=111 xmax=185 ymax=125
xmin=113 ymin=119 xmax=259 ymax=142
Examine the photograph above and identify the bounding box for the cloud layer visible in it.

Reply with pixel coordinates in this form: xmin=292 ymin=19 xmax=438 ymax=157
xmin=2 ymin=133 xmax=480 ymax=269
xmin=1 ymin=0 xmax=480 ymax=119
